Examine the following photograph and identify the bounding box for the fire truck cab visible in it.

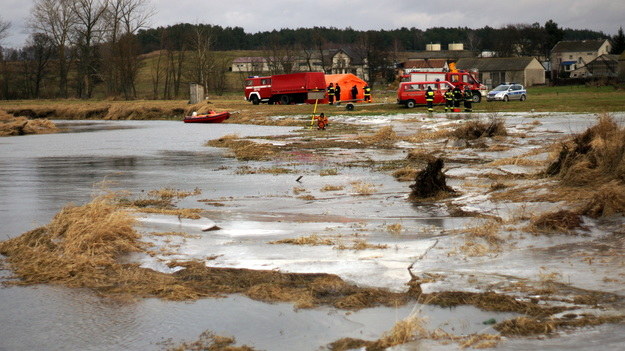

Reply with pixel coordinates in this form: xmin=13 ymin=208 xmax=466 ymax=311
xmin=245 ymin=76 xmax=272 ymax=105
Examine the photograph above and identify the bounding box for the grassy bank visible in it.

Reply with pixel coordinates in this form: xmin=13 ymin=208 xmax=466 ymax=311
xmin=0 ymin=85 xmax=623 ymax=122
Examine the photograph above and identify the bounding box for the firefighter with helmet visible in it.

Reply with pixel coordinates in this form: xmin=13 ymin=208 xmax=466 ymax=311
xmin=444 ymin=88 xmax=454 ymax=112
xmin=327 ymin=83 xmax=335 ymax=104
xmin=463 ymin=86 xmax=473 ymax=112
xmin=425 ymin=86 xmax=435 ymax=112
xmin=363 ymin=84 xmax=371 ymax=102
xmin=452 ymin=85 xmax=463 ymax=110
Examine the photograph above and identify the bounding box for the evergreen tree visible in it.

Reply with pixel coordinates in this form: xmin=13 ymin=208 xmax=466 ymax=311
xmin=611 ymin=27 xmax=625 ymax=55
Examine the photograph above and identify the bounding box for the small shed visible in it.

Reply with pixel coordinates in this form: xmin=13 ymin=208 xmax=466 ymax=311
xmin=456 ymin=57 xmax=546 ymax=88
xmin=325 ymin=74 xmax=368 ymax=101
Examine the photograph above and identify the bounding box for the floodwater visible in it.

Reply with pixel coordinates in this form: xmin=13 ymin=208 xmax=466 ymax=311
xmin=1 ymin=115 xmax=625 ymax=350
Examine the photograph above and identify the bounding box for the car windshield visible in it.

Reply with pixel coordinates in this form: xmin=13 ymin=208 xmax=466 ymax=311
xmin=493 ymin=85 xmax=510 ymax=91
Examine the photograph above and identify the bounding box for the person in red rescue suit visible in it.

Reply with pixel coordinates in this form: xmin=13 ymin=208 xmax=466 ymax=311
xmin=425 ymin=86 xmax=435 ymax=112
xmin=315 ymin=113 xmax=329 ymax=130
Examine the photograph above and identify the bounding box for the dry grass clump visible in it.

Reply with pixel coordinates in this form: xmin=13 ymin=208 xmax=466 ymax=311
xmin=205 ymin=134 xmax=278 ymax=161
xmin=422 ymin=291 xmax=565 ymax=317
xmin=335 ymin=239 xmax=389 ymax=250
xmin=320 ymin=168 xmax=339 ymax=176
xmin=487 ymin=156 xmax=543 ymax=167
xmin=460 ymin=219 xmax=503 ymax=257
xmin=465 ymin=220 xmax=503 ymax=246
xmin=530 ymin=210 xmax=585 ymax=234
xmin=494 ymin=314 xmax=624 ymax=336
xmin=0 ymin=194 xmax=144 ymax=287
xmin=321 ymin=185 xmax=344 ymax=192
xmin=494 ymin=316 xmax=557 ymax=336
xmin=136 ymin=207 xmax=203 ymax=219
xmin=407 ymin=149 xmax=437 ymax=163
xmin=0 ymin=109 xmax=58 ymax=136
xmin=235 ymin=166 xmax=293 ymax=175
xmin=351 ymin=181 xmax=377 ymax=195
xmin=546 ymin=114 xmax=625 ymax=186
xmin=451 ymin=117 xmax=507 ymax=140
xmin=377 ymin=314 xmax=426 ymax=349
xmin=407 ymin=128 xmax=452 ymax=142
xmin=269 ymin=234 xmax=336 ymax=246
xmin=148 ymin=187 xmax=201 ymax=199
xmin=392 ymin=166 xmax=418 ymax=182
xmin=357 ymin=125 xmax=398 ymax=147
xmin=386 ymin=223 xmax=403 ymax=235
xmin=580 ymin=181 xmax=625 ymax=217
xmin=429 ymin=329 xmax=501 ymax=349
xmin=168 ymin=331 xmax=256 ymax=351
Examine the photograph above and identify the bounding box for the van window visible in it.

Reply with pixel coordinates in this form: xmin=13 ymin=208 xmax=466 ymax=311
xmin=441 ymin=83 xmax=454 ymax=90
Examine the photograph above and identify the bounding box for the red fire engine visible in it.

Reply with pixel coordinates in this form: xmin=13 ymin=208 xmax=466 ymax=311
xmin=244 ymin=72 xmax=327 ymax=105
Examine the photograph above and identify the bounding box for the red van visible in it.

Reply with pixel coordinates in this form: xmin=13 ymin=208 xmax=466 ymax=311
xmin=397 ymin=81 xmax=455 ymax=108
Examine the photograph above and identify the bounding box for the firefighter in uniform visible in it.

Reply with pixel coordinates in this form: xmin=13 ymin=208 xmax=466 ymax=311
xmin=452 ymin=86 xmax=463 ymax=110
xmin=444 ymin=88 xmax=454 ymax=112
xmin=463 ymin=87 xmax=473 ymax=112
xmin=363 ymin=84 xmax=371 ymax=102
xmin=425 ymin=86 xmax=435 ymax=113
xmin=327 ymin=83 xmax=335 ymax=104
xmin=334 ymin=84 xmax=341 ymax=104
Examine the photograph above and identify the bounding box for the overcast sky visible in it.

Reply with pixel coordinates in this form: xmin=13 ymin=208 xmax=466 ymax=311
xmin=1 ymin=0 xmax=624 ymax=48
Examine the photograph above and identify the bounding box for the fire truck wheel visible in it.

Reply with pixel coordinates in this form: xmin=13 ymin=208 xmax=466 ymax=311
xmin=345 ymin=103 xmax=354 ymax=111
xmin=406 ymin=100 xmax=416 ymax=108
xmin=280 ymin=95 xmax=291 ymax=105
xmin=251 ymin=96 xmax=260 ymax=105
xmin=472 ymin=93 xmax=481 ymax=103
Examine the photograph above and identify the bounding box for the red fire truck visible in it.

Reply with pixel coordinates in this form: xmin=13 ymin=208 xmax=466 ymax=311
xmin=244 ymin=72 xmax=327 ymax=105
xmin=401 ymin=71 xmax=487 ymax=102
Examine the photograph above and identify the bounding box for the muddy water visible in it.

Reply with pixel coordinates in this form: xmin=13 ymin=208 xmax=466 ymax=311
xmin=0 ymin=120 xmax=510 ymax=350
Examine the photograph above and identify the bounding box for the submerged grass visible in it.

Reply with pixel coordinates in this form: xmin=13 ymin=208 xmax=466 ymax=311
xmin=205 ymin=134 xmax=279 ymax=161
xmin=357 ymin=125 xmax=399 ymax=148
xmin=450 ymin=117 xmax=507 ymax=140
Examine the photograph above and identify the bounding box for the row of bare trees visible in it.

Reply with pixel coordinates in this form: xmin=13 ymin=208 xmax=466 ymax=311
xmin=148 ymin=25 xmax=231 ymax=100
xmin=2 ymin=0 xmax=152 ymax=99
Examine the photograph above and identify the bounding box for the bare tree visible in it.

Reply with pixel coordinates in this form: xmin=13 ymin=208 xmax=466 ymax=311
xmin=0 ymin=16 xmax=11 ymax=99
xmin=101 ymin=0 xmax=153 ymax=98
xmin=31 ymin=0 xmax=76 ymax=97
xmin=71 ymin=0 xmax=108 ymax=98
xmin=0 ymin=16 xmax=10 ymax=42
xmin=22 ymin=33 xmax=54 ymax=98
xmin=186 ymin=25 xmax=214 ymax=94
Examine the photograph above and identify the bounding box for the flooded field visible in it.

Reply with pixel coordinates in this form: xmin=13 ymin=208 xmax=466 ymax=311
xmin=1 ymin=113 xmax=625 ymax=350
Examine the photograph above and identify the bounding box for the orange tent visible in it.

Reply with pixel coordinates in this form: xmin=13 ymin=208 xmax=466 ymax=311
xmin=325 ymin=74 xmax=369 ymax=102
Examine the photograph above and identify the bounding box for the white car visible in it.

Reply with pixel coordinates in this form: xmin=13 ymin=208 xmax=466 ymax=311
xmin=486 ymin=84 xmax=527 ymax=102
